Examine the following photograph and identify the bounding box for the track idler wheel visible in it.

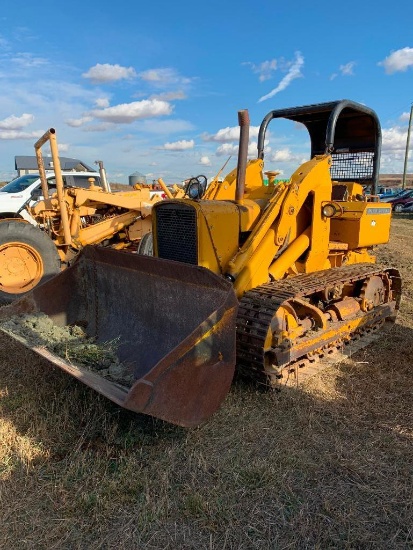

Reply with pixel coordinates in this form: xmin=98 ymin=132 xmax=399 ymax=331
xmin=359 ymin=275 xmax=388 ymax=312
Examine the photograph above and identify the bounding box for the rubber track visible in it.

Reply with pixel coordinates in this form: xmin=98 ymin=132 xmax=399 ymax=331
xmin=236 ymin=263 xmax=399 ymax=385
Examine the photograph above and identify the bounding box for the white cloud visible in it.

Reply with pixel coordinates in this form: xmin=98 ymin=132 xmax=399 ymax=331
xmin=215 ymin=141 xmax=260 ymax=158
xmin=0 ymin=113 xmax=34 ymax=130
xmin=400 ymin=111 xmax=412 ymax=122
xmin=82 ymin=123 xmax=118 ymax=132
xmin=269 ymin=148 xmax=294 ymax=162
xmin=95 ymin=97 xmax=110 ymax=108
xmin=162 ymin=139 xmax=194 ymax=151
xmin=339 ymin=61 xmax=356 ymax=76
xmin=0 ymin=129 xmax=43 ymax=140
xmin=0 ymin=36 xmax=10 ymax=50
xmin=150 ymin=90 xmax=187 ymax=101
xmin=91 ymin=99 xmax=173 ymax=123
xmin=138 ymin=68 xmax=193 ymax=87
xmin=11 ymin=52 xmax=49 ymax=68
xmin=216 ymin=143 xmax=238 ymax=157
xmin=83 ymin=63 xmax=137 ymax=83
xmin=380 ymin=153 xmax=405 ymax=172
xmin=140 ymin=118 xmax=194 ymax=134
xmin=382 ymin=126 xmax=408 ymax=151
xmin=248 ymin=142 xmax=259 ymax=156
xmin=66 ymin=116 xmax=93 ymax=127
xmin=379 ymin=47 xmax=413 ymax=74
xmin=199 ymin=156 xmax=211 ymax=166
xmin=244 ymin=59 xmax=277 ymax=82
xmin=203 ymin=125 xmax=260 ymax=143
xmin=258 ymin=51 xmax=304 ymax=103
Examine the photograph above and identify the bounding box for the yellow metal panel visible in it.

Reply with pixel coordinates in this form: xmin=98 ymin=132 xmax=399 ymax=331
xmin=193 ymin=201 xmax=240 ymax=274
xmin=237 ymin=200 xmax=262 ymax=232
xmin=343 ymin=249 xmax=376 ymax=264
xmin=233 ymin=229 xmax=277 ymax=296
xmin=208 ymin=158 xmax=264 ymax=201
xmin=330 ymin=203 xmax=391 ymax=248
xmin=128 ymin=217 xmax=152 ymax=241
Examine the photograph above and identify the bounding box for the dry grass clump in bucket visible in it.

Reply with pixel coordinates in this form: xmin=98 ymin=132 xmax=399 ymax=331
xmin=0 ymin=313 xmax=134 ymax=386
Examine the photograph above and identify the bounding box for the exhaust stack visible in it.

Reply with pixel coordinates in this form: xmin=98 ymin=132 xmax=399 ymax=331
xmin=235 ymin=110 xmax=250 ymax=204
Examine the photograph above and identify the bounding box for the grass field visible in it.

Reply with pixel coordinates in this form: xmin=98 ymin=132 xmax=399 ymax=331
xmin=0 ymin=218 xmax=412 ymax=549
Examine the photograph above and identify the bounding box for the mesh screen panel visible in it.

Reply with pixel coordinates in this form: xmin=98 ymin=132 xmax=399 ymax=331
xmin=330 ymin=151 xmax=374 ymax=181
xmin=156 ymin=204 xmax=198 ymax=265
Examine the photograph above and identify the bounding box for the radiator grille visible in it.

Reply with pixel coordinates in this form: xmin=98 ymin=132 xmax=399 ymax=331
xmin=156 ymin=204 xmax=198 ymax=264
xmin=330 ymin=151 xmax=374 ymax=182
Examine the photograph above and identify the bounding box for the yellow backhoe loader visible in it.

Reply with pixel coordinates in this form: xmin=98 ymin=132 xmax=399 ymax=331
xmin=0 ymin=100 xmax=401 ymax=427
xmin=0 ymin=129 xmax=163 ymax=303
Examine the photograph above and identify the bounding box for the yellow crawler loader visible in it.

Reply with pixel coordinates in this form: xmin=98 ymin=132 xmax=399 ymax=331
xmin=0 ymin=100 xmax=401 ymax=427
xmin=0 ymin=129 xmax=162 ymax=303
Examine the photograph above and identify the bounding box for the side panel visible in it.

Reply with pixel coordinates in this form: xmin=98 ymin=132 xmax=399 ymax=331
xmin=330 ymin=203 xmax=391 ymax=248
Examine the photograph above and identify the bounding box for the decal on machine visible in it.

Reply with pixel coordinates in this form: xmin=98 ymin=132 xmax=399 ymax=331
xmin=366 ymin=207 xmax=391 ymax=215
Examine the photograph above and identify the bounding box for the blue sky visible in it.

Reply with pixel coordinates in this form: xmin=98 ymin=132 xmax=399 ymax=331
xmin=1 ymin=0 xmax=413 ymax=184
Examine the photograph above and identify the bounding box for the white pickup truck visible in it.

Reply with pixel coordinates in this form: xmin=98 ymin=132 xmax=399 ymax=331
xmin=0 ymin=171 xmax=101 ymax=224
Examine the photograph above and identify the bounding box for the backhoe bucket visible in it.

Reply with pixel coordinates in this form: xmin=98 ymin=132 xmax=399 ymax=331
xmin=0 ymin=247 xmax=238 ymax=427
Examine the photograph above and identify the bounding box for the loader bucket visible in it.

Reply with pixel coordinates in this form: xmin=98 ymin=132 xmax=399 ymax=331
xmin=0 ymin=246 xmax=238 ymax=427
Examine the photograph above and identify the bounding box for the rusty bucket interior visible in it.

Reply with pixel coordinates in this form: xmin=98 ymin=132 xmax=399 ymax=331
xmin=0 ymin=246 xmax=238 ymax=427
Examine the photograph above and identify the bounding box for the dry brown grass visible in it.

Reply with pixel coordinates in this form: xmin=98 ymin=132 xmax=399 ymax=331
xmin=1 ymin=218 xmax=413 ymax=549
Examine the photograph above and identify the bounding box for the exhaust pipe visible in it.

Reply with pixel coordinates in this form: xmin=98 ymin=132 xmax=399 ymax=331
xmin=235 ymin=110 xmax=250 ymax=204
xmin=95 ymin=160 xmax=111 ymax=193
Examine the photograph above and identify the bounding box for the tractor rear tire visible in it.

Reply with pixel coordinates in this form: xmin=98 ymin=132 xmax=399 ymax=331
xmin=137 ymin=232 xmax=153 ymax=256
xmin=0 ymin=220 xmax=61 ymax=305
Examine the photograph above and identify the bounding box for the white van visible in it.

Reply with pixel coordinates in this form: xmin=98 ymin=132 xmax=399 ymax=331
xmin=0 ymin=171 xmax=101 ymax=224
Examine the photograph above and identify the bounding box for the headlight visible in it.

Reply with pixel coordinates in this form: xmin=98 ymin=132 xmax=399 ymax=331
xmin=322 ymin=203 xmax=337 ymax=218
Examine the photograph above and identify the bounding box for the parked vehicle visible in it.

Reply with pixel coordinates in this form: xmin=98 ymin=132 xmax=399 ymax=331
xmin=380 ymin=188 xmax=412 ymax=203
xmin=0 ymin=171 xmax=101 ymax=223
xmin=377 ymin=187 xmax=400 ymax=199
xmin=386 ymin=189 xmax=413 ymax=212
xmin=401 ymin=201 xmax=413 ymax=213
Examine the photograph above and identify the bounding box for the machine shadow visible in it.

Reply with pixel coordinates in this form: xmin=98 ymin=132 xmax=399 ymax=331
xmin=1 ymin=318 xmax=411 ymax=455
xmin=1 ymin=320 xmax=412 ymax=549
xmin=0 ymin=331 xmax=187 ymax=451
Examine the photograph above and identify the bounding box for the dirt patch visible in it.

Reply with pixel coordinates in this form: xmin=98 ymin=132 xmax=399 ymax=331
xmin=0 ymin=313 xmax=134 ymax=387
